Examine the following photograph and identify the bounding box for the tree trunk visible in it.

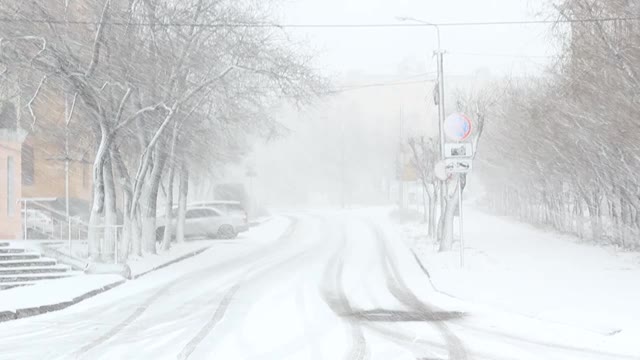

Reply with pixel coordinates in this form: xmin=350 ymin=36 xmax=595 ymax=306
xmin=175 ymin=163 xmax=189 ymax=243
xmin=120 ymin=194 xmax=134 ymax=261
xmin=575 ymin=197 xmax=584 ymax=240
xmin=586 ymin=194 xmax=601 ymax=243
xmin=161 ymin=164 xmax=176 ymax=250
xmin=427 ymin=185 xmax=436 ymax=238
xmin=161 ymin=121 xmax=180 ymax=250
xmin=131 ymin=208 xmax=143 ymax=257
xmin=88 ymin=154 xmax=107 ymax=260
xmin=141 ymin=151 xmax=166 ymax=255
xmin=438 ymin=177 xmax=460 ymax=252
xmin=88 ymin=190 xmax=103 ymax=261
xmin=422 ymin=184 xmax=429 ymax=224
xmin=88 ymin=126 xmax=112 ymax=261
xmin=102 ymin=154 xmax=117 ymax=262
xmin=120 ymin=202 xmax=132 ymax=262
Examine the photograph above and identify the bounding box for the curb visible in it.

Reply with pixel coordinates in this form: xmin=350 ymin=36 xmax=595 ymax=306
xmin=0 ymin=279 xmax=126 ymax=324
xmin=133 ymin=246 xmax=210 ymax=279
xmin=0 ymin=246 xmax=210 ymax=323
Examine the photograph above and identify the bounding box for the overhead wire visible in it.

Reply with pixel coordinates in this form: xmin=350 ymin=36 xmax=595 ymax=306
xmin=447 ymin=52 xmax=554 ymax=59
xmin=329 ymin=77 xmax=436 ymax=94
xmin=0 ymin=16 xmax=639 ymax=28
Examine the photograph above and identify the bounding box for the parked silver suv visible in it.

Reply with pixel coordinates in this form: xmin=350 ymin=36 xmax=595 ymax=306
xmin=156 ymin=204 xmax=248 ymax=241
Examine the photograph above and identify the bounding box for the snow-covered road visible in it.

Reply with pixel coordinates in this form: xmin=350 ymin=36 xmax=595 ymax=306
xmin=0 ymin=210 xmax=637 ymax=360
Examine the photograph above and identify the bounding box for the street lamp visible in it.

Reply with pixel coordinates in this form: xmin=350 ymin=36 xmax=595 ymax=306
xmin=396 ymin=16 xmax=441 ymax=51
xmin=397 ymin=16 xmax=448 ymax=228
xmin=396 ymin=16 xmax=445 ymax=160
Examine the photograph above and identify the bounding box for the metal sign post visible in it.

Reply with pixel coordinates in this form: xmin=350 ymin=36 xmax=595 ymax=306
xmin=458 ymin=176 xmax=464 ymax=267
xmin=442 ymin=112 xmax=473 ymax=268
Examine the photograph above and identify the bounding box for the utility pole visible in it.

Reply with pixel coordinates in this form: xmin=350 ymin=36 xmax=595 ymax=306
xmin=436 ymin=49 xmax=447 ymax=218
xmin=397 ymin=16 xmax=448 ymax=237
xmin=397 ymin=17 xmax=445 ymax=157
xmin=398 ymin=106 xmax=404 ymax=210
xmin=340 ymin=119 xmax=346 ymax=209
xmin=436 ymin=50 xmax=445 ymax=160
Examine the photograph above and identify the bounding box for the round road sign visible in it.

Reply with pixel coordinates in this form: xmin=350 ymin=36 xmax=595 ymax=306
xmin=434 ymin=160 xmax=448 ymax=181
xmin=444 ymin=113 xmax=472 ymax=141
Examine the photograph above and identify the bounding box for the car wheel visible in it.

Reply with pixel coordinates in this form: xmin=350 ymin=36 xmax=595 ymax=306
xmin=217 ymin=225 xmax=236 ymax=239
xmin=156 ymin=227 xmax=165 ymax=243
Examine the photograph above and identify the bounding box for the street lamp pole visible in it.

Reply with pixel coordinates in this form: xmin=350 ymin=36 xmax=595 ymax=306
xmin=436 ymin=49 xmax=446 ymax=160
xmin=397 ymin=17 xmax=445 ymax=159
xmin=397 ymin=16 xmax=448 ymax=233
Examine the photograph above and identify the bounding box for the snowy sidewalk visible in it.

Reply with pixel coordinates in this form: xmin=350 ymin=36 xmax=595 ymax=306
xmin=0 ymin=240 xmax=213 ymax=322
xmin=406 ymin=207 xmax=640 ymax=338
xmin=0 ymin=274 xmax=124 ymax=321
xmin=126 ymin=241 xmax=212 ymax=278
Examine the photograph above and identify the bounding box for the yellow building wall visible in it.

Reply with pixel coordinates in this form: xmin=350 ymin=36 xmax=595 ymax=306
xmin=21 ymin=84 xmax=93 ymax=202
xmin=21 ymin=138 xmax=92 ymax=201
xmin=0 ymin=141 xmax=23 ymax=239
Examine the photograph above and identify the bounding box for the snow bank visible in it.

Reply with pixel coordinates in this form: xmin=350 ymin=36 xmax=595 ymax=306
xmin=127 ymin=241 xmax=212 ymax=278
xmin=0 ymin=275 xmax=124 ymax=316
xmin=406 ymin=207 xmax=640 ymax=337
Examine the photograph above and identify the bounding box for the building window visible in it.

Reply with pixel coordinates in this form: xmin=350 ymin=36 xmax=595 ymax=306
xmin=22 ymin=145 xmax=34 ymax=185
xmin=7 ymin=156 xmax=15 ymax=216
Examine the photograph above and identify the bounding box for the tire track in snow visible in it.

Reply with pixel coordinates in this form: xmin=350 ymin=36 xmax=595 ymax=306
xmin=73 ymin=279 xmax=176 ymax=357
xmin=320 ymin=224 xmax=368 ymax=360
xmin=369 ymin=222 xmax=468 ymax=360
xmin=176 ymin=283 xmax=240 ymax=360
xmin=176 ymin=214 xmax=328 ymax=359
xmin=72 ymin=217 xmax=300 ymax=358
xmin=176 ymin=243 xmax=317 ymax=359
xmin=296 ymin=287 xmax=324 ymax=360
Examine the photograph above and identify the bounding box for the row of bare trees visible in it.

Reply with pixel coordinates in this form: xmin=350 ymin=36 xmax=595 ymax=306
xmin=474 ymin=0 xmax=640 ymax=250
xmin=406 ymin=86 xmax=493 ymax=251
xmin=0 ymin=0 xmax=322 ymax=262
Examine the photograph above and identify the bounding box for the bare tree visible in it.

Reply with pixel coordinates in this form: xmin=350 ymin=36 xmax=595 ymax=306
xmin=408 ymin=137 xmax=439 ymax=237
xmin=1 ymin=0 xmax=324 ymax=262
xmin=473 ymin=0 xmax=640 ymax=250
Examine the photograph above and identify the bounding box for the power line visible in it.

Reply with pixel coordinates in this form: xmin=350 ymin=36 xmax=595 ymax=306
xmin=331 ymin=78 xmax=436 ymax=93
xmin=448 ymin=51 xmax=555 ymax=59
xmin=0 ymin=16 xmax=640 ymax=28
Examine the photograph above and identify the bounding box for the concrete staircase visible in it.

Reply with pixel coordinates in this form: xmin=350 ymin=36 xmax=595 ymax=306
xmin=0 ymin=242 xmax=82 ymax=290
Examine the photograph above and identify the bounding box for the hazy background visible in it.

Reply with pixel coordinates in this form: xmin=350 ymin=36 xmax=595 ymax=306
xmin=230 ymin=0 xmax=558 ymax=208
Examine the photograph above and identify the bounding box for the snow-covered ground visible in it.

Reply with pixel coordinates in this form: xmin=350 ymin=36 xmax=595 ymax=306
xmin=406 ymin=207 xmax=640 ymax=340
xmin=51 ymin=239 xmax=212 ymax=277
xmin=0 ymin=274 xmax=124 ymax=314
xmin=127 ymin=241 xmax=213 ymax=277
xmin=0 ymin=209 xmax=637 ymax=360
xmin=0 ymin=236 xmax=232 ymax=320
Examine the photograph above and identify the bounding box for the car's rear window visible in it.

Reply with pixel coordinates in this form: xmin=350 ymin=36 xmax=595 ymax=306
xmin=226 ymin=204 xmax=244 ymax=212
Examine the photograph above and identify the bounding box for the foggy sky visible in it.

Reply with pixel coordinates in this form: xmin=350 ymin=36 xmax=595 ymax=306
xmin=249 ymin=0 xmax=557 ymax=207
xmin=280 ymin=0 xmax=554 ymax=77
